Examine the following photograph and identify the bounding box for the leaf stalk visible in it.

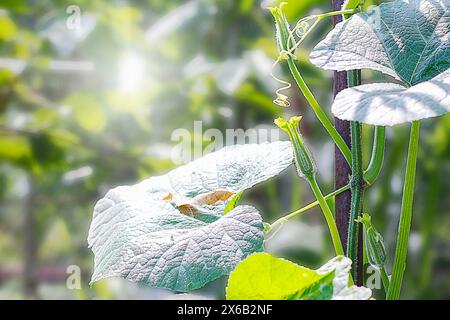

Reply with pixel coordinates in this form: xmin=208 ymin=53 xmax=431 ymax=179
xmin=387 ymin=120 xmax=420 ymax=300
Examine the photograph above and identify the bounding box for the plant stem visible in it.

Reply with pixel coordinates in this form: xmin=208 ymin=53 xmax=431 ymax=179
xmin=269 ymin=134 xmax=385 ymax=233
xmin=346 ymin=69 xmax=364 ymax=281
xmin=380 ymin=267 xmax=390 ymax=295
xmin=364 ymin=126 xmax=386 ymax=186
xmin=270 ymin=8 xmax=352 ymax=165
xmin=387 ymin=120 xmax=421 ymax=300
xmin=270 ymin=184 xmax=350 ymax=231
xmin=272 ymin=116 xmax=345 ymax=258
xmin=287 ymin=9 xmax=357 ymax=52
xmin=309 ymin=177 xmax=345 ymax=256
xmin=286 ymin=59 xmax=352 ymax=165
xmin=348 ymin=121 xmax=363 ymax=275
xmin=320 ymin=9 xmax=357 ymax=18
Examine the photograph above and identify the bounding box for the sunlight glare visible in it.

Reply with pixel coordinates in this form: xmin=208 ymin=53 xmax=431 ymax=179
xmin=118 ymin=51 xmax=146 ymax=93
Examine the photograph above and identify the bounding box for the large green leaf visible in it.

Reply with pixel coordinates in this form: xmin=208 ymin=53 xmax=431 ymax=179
xmin=88 ymin=142 xmax=293 ymax=291
xmin=310 ymin=0 xmax=450 ymax=125
xmin=310 ymin=0 xmax=450 ymax=86
xmin=332 ymin=68 xmax=450 ymax=125
xmin=226 ymin=253 xmax=372 ymax=300
xmin=89 ymin=203 xmax=264 ymax=292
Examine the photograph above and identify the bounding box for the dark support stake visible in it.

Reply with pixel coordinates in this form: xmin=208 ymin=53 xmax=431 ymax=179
xmin=332 ymin=0 xmax=364 ymax=285
xmin=333 ymin=96 xmax=351 ymax=250
xmin=332 ymin=0 xmax=351 ymax=252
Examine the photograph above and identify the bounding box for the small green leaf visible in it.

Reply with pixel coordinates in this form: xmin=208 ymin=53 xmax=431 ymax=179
xmin=226 ymin=254 xmax=372 ymax=300
xmin=226 ymin=253 xmax=332 ymax=300
xmin=224 ymin=191 xmax=243 ymax=214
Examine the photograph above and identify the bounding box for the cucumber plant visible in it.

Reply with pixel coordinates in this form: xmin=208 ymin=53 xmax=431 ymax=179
xmin=88 ymin=0 xmax=450 ymax=300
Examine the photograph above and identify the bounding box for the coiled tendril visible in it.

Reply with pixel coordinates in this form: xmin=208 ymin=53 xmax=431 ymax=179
xmin=271 ymin=15 xmax=320 ymax=108
xmin=271 ymin=50 xmax=296 ymax=107
xmin=270 ymin=6 xmax=358 ymax=108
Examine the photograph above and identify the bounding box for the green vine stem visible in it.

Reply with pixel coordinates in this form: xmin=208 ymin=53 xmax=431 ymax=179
xmin=286 ymin=61 xmax=353 ymax=165
xmin=309 ymin=177 xmax=345 ymax=256
xmin=380 ymin=268 xmax=390 ymax=295
xmin=270 ymin=6 xmax=353 ymax=165
xmin=347 ymin=71 xmax=364 ymax=279
xmin=364 ymin=126 xmax=386 ymax=186
xmin=338 ymin=0 xmax=366 ymax=282
xmin=269 ymin=126 xmax=385 ymax=234
xmin=275 ymin=117 xmax=345 ymax=256
xmin=387 ymin=120 xmax=421 ymax=300
xmin=269 ymin=184 xmax=350 ymax=233
xmin=347 ymin=121 xmax=363 ymax=273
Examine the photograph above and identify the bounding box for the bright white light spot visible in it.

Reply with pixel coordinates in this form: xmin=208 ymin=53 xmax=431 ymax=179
xmin=117 ymin=51 xmax=146 ymax=93
xmin=62 ymin=166 xmax=93 ymax=185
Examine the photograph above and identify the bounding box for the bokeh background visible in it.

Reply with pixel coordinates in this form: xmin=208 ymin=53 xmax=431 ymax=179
xmin=0 ymin=0 xmax=449 ymax=299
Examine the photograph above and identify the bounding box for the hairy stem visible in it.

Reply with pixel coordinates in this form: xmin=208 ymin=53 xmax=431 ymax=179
xmin=364 ymin=126 xmax=386 ymax=186
xmin=380 ymin=267 xmax=390 ymax=296
xmin=269 ymin=128 xmax=386 ymax=235
xmin=346 ymin=70 xmax=364 ymax=281
xmin=286 ymin=60 xmax=352 ymax=165
xmin=387 ymin=120 xmax=421 ymax=300
xmin=348 ymin=121 xmax=363 ymax=276
xmin=309 ymin=178 xmax=345 ymax=256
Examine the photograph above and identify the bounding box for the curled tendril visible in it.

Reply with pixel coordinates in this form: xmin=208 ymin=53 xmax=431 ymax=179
xmin=273 ymin=91 xmax=291 ymax=108
xmin=292 ymin=15 xmax=317 ymax=38
xmin=289 ymin=15 xmax=320 ymax=51
xmin=271 ymin=15 xmax=320 ymax=109
xmin=295 ymin=20 xmax=310 ymax=37
xmin=270 ymin=7 xmax=359 ymax=108
xmin=271 ymin=50 xmax=297 ymax=107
